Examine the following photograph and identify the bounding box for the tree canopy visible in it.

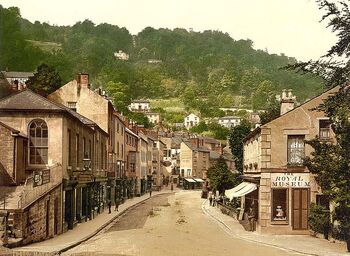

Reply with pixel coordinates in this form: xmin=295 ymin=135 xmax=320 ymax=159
xmin=207 ymin=156 xmax=239 ymax=194
xmin=228 ymin=120 xmax=252 ymax=174
xmin=0 ymin=4 xmax=326 ymax=120
xmin=26 ymin=63 xmax=62 ymax=95
xmin=292 ymin=0 xmax=350 ymax=243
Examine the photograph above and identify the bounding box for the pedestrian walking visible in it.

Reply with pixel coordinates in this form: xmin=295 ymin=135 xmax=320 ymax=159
xmin=149 ymin=188 xmax=152 ymax=197
xmin=107 ymin=199 xmax=112 ymax=214
xmin=212 ymin=194 xmax=216 ymax=207
xmin=248 ymin=201 xmax=257 ymax=231
xmin=209 ymin=194 xmax=213 ymax=206
xmin=115 ymin=199 xmax=119 ymax=211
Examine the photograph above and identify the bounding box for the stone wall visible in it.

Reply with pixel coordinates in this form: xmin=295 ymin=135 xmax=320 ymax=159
xmin=19 ymin=184 xmax=63 ymax=245
xmin=0 ymin=125 xmax=14 ymax=185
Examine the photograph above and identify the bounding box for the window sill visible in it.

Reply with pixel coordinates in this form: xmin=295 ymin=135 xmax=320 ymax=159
xmin=271 ymin=220 xmax=289 ymax=225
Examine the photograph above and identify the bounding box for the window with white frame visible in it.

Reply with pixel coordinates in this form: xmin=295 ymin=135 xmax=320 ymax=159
xmin=287 ymin=135 xmax=305 ymax=165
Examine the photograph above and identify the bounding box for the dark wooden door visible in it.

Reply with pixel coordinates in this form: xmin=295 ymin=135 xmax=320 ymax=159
xmin=292 ymin=188 xmax=309 ymax=230
xmin=46 ymin=200 xmax=50 ymax=238
xmin=54 ymin=198 xmax=58 ymax=235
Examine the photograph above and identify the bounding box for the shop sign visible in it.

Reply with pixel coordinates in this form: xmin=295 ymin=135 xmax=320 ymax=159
xmin=33 ymin=169 xmax=50 ymax=187
xmin=271 ymin=173 xmax=310 ymax=188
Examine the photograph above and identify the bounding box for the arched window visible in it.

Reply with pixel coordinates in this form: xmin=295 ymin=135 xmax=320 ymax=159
xmin=29 ymin=119 xmax=48 ymax=165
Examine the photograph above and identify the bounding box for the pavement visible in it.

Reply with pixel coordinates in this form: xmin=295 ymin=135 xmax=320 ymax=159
xmin=202 ymin=199 xmax=349 ymax=256
xmin=11 ymin=188 xmax=175 ymax=255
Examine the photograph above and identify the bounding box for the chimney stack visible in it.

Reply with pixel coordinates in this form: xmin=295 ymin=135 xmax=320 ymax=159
xmin=278 ymin=89 xmax=296 ymax=115
xmin=77 ymin=73 xmax=90 ymax=94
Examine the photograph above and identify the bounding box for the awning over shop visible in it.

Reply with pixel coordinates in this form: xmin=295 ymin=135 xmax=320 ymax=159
xmin=184 ymin=178 xmax=196 ymax=183
xmin=193 ymin=178 xmax=204 ymax=182
xmin=225 ymin=182 xmax=257 ymax=199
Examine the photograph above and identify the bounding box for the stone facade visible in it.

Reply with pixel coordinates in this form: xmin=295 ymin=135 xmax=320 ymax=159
xmin=243 ymin=87 xmax=338 ymax=234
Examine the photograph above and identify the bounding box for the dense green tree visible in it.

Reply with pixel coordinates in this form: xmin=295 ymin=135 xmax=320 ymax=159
xmin=26 ymin=63 xmax=62 ymax=95
xmin=259 ymin=97 xmax=280 ymax=125
xmin=104 ymin=81 xmax=130 ymax=113
xmin=128 ymin=112 xmax=153 ymax=128
xmin=207 ymin=156 xmax=240 ymax=194
xmin=190 ymin=121 xmax=208 ymax=134
xmin=228 ymin=120 xmax=251 ymax=174
xmin=0 ymin=5 xmax=45 ymax=71
xmin=289 ymin=0 xmax=350 ymax=247
xmin=207 ymin=122 xmax=230 ymax=140
xmin=251 ymin=80 xmax=277 ymax=110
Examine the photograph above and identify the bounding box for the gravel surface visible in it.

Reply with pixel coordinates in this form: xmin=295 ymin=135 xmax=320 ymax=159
xmin=64 ymin=191 xmax=298 ymax=256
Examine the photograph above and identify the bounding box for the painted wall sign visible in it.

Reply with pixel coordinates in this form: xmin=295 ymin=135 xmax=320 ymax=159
xmin=33 ymin=169 xmax=50 ymax=187
xmin=271 ymin=173 xmax=310 ymax=188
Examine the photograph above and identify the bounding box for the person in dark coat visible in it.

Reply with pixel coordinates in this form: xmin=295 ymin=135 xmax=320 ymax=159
xmin=107 ymin=200 xmax=112 ymax=214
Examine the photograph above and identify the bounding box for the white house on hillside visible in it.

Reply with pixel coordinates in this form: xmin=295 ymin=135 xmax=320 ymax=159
xmin=184 ymin=113 xmax=200 ymax=129
xmin=128 ymin=99 xmax=150 ymax=112
xmin=218 ymin=116 xmax=241 ymax=128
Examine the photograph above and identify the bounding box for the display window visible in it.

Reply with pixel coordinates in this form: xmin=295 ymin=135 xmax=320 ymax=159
xmin=272 ymin=188 xmax=288 ymax=221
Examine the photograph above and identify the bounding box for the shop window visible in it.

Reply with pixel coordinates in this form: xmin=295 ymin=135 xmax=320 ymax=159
xmin=29 ymin=119 xmax=48 ymax=165
xmin=272 ymin=189 xmax=288 ymax=221
xmin=319 ymin=120 xmax=331 ymax=139
xmin=287 ymin=135 xmax=305 ymax=166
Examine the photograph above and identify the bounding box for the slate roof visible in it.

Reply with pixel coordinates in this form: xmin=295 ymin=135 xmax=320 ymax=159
xmin=0 ymin=89 xmax=96 ymax=127
xmin=183 ymin=141 xmax=210 ymax=153
xmin=0 ymin=121 xmax=27 ymax=138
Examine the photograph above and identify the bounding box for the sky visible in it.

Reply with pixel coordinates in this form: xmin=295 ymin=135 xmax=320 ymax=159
xmin=0 ymin=0 xmax=337 ymax=61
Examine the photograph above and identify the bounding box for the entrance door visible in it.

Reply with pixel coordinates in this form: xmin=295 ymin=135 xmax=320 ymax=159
xmin=46 ymin=200 xmax=50 ymax=238
xmin=292 ymin=188 xmax=309 ymax=230
xmin=54 ymin=198 xmax=58 ymax=235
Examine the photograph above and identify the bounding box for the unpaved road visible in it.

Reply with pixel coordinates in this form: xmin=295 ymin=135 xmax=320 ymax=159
xmin=64 ymin=191 xmax=297 ymax=256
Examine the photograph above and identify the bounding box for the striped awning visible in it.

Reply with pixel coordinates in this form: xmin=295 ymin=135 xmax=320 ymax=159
xmin=225 ymin=182 xmax=257 ymax=199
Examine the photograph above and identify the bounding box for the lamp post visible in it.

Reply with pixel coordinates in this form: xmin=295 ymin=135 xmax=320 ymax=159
xmin=83 ymin=154 xmax=91 ymax=171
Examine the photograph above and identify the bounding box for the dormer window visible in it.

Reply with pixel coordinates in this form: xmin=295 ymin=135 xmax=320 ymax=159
xmin=67 ymin=102 xmax=77 ymax=111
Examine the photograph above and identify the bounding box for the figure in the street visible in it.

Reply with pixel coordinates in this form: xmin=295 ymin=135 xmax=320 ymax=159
xmin=107 ymin=200 xmax=112 ymax=214
xmin=115 ymin=199 xmax=119 ymax=211
xmin=149 ymin=189 xmax=152 ymax=197
xmin=248 ymin=201 xmax=257 ymax=231
xmin=212 ymin=194 xmax=216 ymax=207
xmin=209 ymin=194 xmax=213 ymax=206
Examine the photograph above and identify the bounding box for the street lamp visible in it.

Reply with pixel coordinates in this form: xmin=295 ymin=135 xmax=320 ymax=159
xmin=83 ymin=153 xmax=91 ymax=171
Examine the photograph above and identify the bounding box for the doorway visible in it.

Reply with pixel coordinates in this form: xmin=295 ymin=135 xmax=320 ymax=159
xmin=46 ymin=200 xmax=50 ymax=238
xmin=54 ymin=198 xmax=58 ymax=235
xmin=292 ymin=188 xmax=309 ymax=230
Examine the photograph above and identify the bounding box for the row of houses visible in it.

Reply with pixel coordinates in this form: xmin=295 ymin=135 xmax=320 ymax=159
xmin=0 ymin=74 xmax=171 ymax=246
xmin=0 ymin=73 xmax=236 ymax=246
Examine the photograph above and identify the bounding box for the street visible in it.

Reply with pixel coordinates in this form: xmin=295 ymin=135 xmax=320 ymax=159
xmin=64 ymin=191 xmax=297 ymax=256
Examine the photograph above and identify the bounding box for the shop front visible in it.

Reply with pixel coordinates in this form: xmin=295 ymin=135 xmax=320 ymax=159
xmin=257 ymin=172 xmax=312 ymax=234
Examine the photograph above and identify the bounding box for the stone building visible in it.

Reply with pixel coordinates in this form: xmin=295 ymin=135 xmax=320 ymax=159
xmin=240 ymin=88 xmax=337 ymax=234
xmin=48 ymin=73 xmax=116 ymax=206
xmin=113 ymin=112 xmax=126 ymax=204
xmin=124 ymin=127 xmax=139 ymax=198
xmin=179 ymin=140 xmax=209 ymax=189
xmin=0 ymin=89 xmax=108 ymax=245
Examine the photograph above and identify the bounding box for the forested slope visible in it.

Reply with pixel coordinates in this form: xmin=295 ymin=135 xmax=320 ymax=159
xmin=0 ymin=5 xmax=325 ymax=116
